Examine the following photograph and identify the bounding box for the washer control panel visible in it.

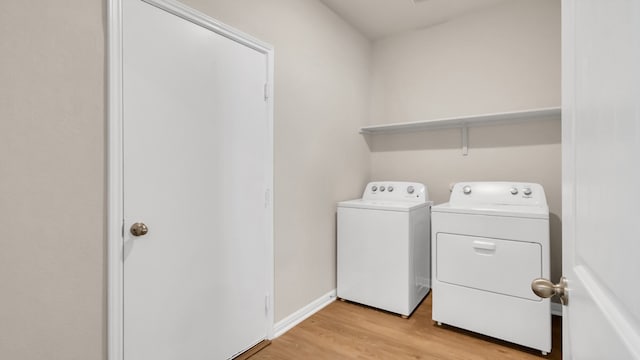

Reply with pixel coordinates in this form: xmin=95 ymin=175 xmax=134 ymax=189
xmin=450 ymin=182 xmax=547 ymax=207
xmin=363 ymin=181 xmax=428 ymax=202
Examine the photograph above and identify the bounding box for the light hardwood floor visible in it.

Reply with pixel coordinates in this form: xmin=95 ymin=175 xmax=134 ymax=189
xmin=250 ymin=293 xmax=562 ymax=359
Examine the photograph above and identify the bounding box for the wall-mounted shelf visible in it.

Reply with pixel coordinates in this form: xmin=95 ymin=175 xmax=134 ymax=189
xmin=359 ymin=107 xmax=561 ymax=135
xmin=359 ymin=107 xmax=561 ymax=155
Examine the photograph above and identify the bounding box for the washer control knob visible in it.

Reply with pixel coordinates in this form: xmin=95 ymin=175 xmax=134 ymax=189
xmin=372 ymin=186 xmax=378 ymax=192
xmin=407 ymin=186 xmax=415 ymax=194
xmin=463 ymin=185 xmax=472 ymax=195
xmin=388 ymin=185 xmax=394 ymax=192
xmin=380 ymin=186 xmax=386 ymax=192
xmin=510 ymin=187 xmax=518 ymax=195
xmin=523 ymin=188 xmax=532 ymax=196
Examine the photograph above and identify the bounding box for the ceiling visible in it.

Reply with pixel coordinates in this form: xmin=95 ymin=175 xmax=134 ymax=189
xmin=320 ymin=0 xmax=511 ymax=40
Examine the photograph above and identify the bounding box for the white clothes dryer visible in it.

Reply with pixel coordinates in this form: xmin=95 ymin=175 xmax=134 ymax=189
xmin=431 ymin=182 xmax=551 ymax=354
xmin=337 ymin=181 xmax=432 ymax=317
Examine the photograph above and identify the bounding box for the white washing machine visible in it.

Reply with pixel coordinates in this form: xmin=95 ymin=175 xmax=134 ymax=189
xmin=337 ymin=181 xmax=432 ymax=317
xmin=431 ymin=182 xmax=551 ymax=354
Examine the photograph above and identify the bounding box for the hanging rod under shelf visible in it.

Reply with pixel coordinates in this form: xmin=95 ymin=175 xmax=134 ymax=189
xmin=359 ymin=107 xmax=561 ymax=135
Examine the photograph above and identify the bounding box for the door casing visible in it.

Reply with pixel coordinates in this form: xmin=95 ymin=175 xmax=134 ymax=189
xmin=107 ymin=1 xmax=275 ymax=359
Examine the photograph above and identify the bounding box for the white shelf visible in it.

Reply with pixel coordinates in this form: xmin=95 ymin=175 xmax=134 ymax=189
xmin=359 ymin=107 xmax=561 ymax=135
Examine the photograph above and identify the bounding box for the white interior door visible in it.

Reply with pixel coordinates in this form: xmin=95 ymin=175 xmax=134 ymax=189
xmin=562 ymin=0 xmax=640 ymax=358
xmin=122 ymin=0 xmax=271 ymax=359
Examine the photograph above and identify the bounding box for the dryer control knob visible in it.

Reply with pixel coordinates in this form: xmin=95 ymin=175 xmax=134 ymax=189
xmin=380 ymin=186 xmax=386 ymax=192
xmin=371 ymin=185 xmax=378 ymax=192
xmin=388 ymin=186 xmax=394 ymax=192
xmin=463 ymin=185 xmax=472 ymax=195
xmin=523 ymin=188 xmax=532 ymax=196
xmin=510 ymin=187 xmax=519 ymax=195
xmin=407 ymin=186 xmax=415 ymax=194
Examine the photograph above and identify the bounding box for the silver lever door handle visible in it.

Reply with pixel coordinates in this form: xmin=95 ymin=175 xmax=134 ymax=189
xmin=531 ymin=276 xmax=568 ymax=305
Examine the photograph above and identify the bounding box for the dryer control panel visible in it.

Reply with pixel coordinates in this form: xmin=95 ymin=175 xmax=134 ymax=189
xmin=450 ymin=182 xmax=547 ymax=207
xmin=362 ymin=181 xmax=428 ymax=202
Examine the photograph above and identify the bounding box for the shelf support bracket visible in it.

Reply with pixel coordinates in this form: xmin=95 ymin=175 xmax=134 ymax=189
xmin=461 ymin=126 xmax=468 ymax=156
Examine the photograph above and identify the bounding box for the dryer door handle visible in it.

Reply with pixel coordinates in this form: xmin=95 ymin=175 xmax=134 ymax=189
xmin=472 ymin=240 xmax=496 ymax=253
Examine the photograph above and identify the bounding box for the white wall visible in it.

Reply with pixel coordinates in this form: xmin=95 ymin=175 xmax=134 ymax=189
xmin=370 ymin=0 xmax=560 ymax=124
xmin=0 ymin=1 xmax=105 ymax=359
xmin=368 ymin=0 xmax=562 ymax=282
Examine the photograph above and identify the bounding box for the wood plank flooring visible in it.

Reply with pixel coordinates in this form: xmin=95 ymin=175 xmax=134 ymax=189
xmin=250 ymin=293 xmax=562 ymax=359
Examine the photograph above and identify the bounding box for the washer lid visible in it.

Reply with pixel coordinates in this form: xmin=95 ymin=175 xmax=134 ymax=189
xmin=432 ymin=202 xmax=549 ymax=219
xmin=338 ymin=199 xmax=429 ymax=212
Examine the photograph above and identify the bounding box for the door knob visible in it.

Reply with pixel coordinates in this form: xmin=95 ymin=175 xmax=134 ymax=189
xmin=130 ymin=222 xmax=149 ymax=237
xmin=531 ymin=276 xmax=568 ymax=305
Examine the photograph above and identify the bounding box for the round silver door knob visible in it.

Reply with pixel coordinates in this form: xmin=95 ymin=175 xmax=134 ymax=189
xmin=130 ymin=222 xmax=149 ymax=237
xmin=531 ymin=277 xmax=568 ymax=305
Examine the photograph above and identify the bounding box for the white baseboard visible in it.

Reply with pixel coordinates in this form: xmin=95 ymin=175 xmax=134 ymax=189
xmin=272 ymin=289 xmax=336 ymax=339
xmin=551 ymin=302 xmax=563 ymax=316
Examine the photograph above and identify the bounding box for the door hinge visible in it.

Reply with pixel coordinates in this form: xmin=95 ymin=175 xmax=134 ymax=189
xmin=264 ymin=188 xmax=271 ymax=208
xmin=264 ymin=83 xmax=270 ymax=101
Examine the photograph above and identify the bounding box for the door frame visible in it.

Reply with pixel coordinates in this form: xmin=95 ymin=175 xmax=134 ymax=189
xmin=560 ymin=1 xmax=574 ymax=358
xmin=107 ymin=1 xmax=275 ymax=359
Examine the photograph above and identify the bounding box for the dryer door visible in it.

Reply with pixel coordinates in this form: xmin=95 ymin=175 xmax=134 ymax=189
xmin=436 ymin=233 xmax=542 ymax=301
